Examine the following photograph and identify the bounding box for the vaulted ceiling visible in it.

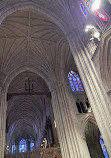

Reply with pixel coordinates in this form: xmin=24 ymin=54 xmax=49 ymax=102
xmin=0 ymin=8 xmax=82 ymax=141
xmin=6 ymin=71 xmax=52 ymax=145
xmin=3 ymin=9 xmax=76 ymax=147
xmin=0 ymin=10 xmax=64 ymax=74
xmin=0 ymin=9 xmax=76 ymax=87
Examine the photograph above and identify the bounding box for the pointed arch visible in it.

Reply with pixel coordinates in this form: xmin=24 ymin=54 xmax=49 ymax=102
xmin=68 ymin=70 xmax=84 ymax=92
xmin=85 ymin=121 xmax=104 ymax=158
xmin=19 ymin=138 xmax=27 ymax=153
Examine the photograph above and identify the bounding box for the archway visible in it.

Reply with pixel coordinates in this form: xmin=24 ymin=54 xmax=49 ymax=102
xmin=0 ymin=8 xmax=71 ymax=157
xmin=85 ymin=121 xmax=105 ymax=158
xmin=0 ymin=6 xmax=92 ymax=158
xmin=0 ymin=1 xmax=111 ymax=158
xmin=0 ymin=0 xmax=79 ymax=35
xmin=5 ymin=71 xmax=59 ymax=154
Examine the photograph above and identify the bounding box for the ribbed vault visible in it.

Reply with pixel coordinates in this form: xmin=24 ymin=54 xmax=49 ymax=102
xmin=6 ymin=71 xmax=52 ymax=148
xmin=0 ymin=10 xmax=65 ymax=79
xmin=2 ymin=8 xmax=76 ymax=150
xmin=0 ymin=9 xmax=76 ymax=92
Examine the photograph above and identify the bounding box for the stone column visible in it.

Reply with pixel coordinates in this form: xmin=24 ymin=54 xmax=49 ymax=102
xmin=67 ymin=31 xmax=111 ymax=156
xmin=51 ymin=87 xmax=91 ymax=158
xmin=0 ymin=88 xmax=7 ymax=158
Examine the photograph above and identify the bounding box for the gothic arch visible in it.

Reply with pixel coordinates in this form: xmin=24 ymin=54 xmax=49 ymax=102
xmin=4 ymin=66 xmax=54 ymax=94
xmin=82 ymin=115 xmax=97 ymax=137
xmin=0 ymin=1 xmax=77 ymax=35
xmin=0 ymin=8 xmax=79 ymax=156
xmin=0 ymin=2 xmax=81 ymax=93
xmin=2 ymin=8 xmax=65 ymax=90
xmin=6 ymin=70 xmax=55 ymax=153
xmin=85 ymin=121 xmax=104 ymax=158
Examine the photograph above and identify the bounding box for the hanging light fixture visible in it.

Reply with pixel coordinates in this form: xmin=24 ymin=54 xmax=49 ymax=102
xmin=91 ymin=0 xmax=101 ymax=11
xmin=84 ymin=24 xmax=101 ymax=41
xmin=25 ymin=77 xmax=34 ymax=92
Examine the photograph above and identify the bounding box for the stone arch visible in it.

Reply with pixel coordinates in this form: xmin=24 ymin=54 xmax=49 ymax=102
xmin=5 ymin=69 xmax=56 ymax=153
xmin=0 ymin=5 xmax=76 ymax=94
xmin=0 ymin=1 xmax=76 ymax=35
xmin=4 ymin=66 xmax=55 ymax=94
xmin=85 ymin=121 xmax=104 ymax=158
xmin=0 ymin=2 xmax=91 ymax=158
xmin=0 ymin=7 xmax=77 ymax=156
xmin=82 ymin=115 xmax=97 ymax=135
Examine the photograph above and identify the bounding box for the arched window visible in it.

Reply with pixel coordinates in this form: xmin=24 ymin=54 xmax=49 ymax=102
xmin=30 ymin=139 xmax=34 ymax=151
xmin=19 ymin=138 xmax=27 ymax=153
xmin=68 ymin=71 xmax=84 ymax=92
xmin=12 ymin=144 xmax=16 ymax=154
xmin=100 ymin=135 xmax=109 ymax=158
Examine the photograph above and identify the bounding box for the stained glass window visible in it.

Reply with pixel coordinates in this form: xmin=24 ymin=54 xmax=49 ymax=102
xmin=12 ymin=145 xmax=16 ymax=154
xmin=19 ymin=138 xmax=27 ymax=153
xmin=68 ymin=71 xmax=84 ymax=92
xmin=100 ymin=135 xmax=109 ymax=158
xmin=30 ymin=139 xmax=34 ymax=151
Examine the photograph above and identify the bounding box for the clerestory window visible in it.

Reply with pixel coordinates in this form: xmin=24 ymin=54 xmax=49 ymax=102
xmin=19 ymin=138 xmax=27 ymax=153
xmin=68 ymin=70 xmax=84 ymax=92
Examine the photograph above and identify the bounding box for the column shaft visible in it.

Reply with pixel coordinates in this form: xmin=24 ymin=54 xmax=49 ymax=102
xmin=67 ymin=31 xmax=111 ymax=156
xmin=51 ymin=86 xmax=91 ymax=158
xmin=0 ymin=90 xmax=7 ymax=158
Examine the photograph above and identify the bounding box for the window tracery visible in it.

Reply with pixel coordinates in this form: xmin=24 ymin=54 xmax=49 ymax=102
xmin=68 ymin=71 xmax=84 ymax=92
xmin=19 ymin=138 xmax=27 ymax=153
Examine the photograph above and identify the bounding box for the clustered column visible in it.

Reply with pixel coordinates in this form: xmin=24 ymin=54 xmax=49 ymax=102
xmin=67 ymin=30 xmax=111 ymax=156
xmin=51 ymin=85 xmax=91 ymax=158
xmin=0 ymin=88 xmax=7 ymax=158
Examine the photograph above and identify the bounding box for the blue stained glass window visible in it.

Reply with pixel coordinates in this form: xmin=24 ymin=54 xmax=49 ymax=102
xmin=100 ymin=135 xmax=109 ymax=158
xmin=68 ymin=71 xmax=84 ymax=92
xmin=12 ymin=145 xmax=16 ymax=154
xmin=30 ymin=139 xmax=34 ymax=151
xmin=19 ymin=138 xmax=27 ymax=153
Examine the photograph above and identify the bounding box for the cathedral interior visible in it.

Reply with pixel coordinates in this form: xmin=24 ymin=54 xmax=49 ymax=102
xmin=0 ymin=0 xmax=111 ymax=158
